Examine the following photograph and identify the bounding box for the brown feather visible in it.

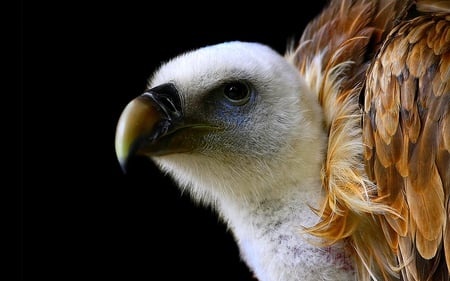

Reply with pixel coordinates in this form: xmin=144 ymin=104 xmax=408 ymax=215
xmin=288 ymin=1 xmax=414 ymax=280
xmin=364 ymin=12 xmax=450 ymax=280
xmin=288 ymin=1 xmax=448 ymax=279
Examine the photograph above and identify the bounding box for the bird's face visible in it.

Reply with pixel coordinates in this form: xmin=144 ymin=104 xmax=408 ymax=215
xmin=115 ymin=41 xmax=324 ymax=200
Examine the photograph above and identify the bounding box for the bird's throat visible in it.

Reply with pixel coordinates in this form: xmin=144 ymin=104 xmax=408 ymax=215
xmin=216 ymin=182 xmax=355 ymax=281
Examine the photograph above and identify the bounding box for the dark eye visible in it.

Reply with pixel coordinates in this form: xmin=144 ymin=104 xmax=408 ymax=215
xmin=223 ymin=81 xmax=250 ymax=105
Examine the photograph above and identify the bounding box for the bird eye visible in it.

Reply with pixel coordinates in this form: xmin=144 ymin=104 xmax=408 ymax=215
xmin=223 ymin=81 xmax=250 ymax=105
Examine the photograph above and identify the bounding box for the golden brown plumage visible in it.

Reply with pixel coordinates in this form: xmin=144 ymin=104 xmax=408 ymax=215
xmin=287 ymin=0 xmax=450 ymax=280
xmin=365 ymin=13 xmax=450 ymax=281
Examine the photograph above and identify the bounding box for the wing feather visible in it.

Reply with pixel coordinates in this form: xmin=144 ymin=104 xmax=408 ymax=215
xmin=364 ymin=13 xmax=450 ymax=280
xmin=288 ymin=1 xmax=448 ymax=279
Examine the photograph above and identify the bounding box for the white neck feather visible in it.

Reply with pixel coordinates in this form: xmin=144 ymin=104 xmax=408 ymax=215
xmin=156 ymin=139 xmax=355 ymax=280
xmin=216 ymin=166 xmax=355 ymax=281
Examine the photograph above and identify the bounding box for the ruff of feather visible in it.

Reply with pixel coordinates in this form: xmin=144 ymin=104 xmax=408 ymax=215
xmin=286 ymin=0 xmax=413 ymax=279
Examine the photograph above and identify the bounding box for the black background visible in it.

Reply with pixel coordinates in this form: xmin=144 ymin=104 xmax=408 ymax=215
xmin=21 ymin=1 xmax=328 ymax=280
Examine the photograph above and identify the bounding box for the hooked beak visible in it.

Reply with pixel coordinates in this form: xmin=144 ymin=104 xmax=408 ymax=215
xmin=115 ymin=83 xmax=220 ymax=172
xmin=115 ymin=83 xmax=183 ymax=172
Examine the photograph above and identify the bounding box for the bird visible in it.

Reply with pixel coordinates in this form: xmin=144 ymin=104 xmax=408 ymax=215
xmin=114 ymin=0 xmax=450 ymax=280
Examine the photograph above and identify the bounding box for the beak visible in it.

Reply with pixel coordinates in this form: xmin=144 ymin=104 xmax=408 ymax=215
xmin=115 ymin=83 xmax=184 ymax=172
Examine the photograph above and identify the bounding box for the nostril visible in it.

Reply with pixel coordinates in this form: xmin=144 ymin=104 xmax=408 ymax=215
xmin=142 ymin=83 xmax=182 ymax=121
xmin=160 ymin=96 xmax=178 ymax=114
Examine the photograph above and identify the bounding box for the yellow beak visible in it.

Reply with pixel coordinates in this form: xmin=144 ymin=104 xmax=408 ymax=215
xmin=115 ymin=95 xmax=163 ymax=171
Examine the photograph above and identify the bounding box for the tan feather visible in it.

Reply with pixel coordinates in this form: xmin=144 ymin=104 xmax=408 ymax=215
xmin=400 ymin=74 xmax=417 ymax=112
xmin=441 ymin=112 xmax=450 ymax=153
xmin=416 ymin=0 xmax=450 ymax=13
xmin=407 ymin=41 xmax=426 ymax=77
xmin=439 ymin=52 xmax=450 ymax=84
xmin=406 ymin=21 xmax=434 ymax=44
xmin=445 ymin=201 xmax=450 ymax=272
xmin=415 ymin=228 xmax=442 ymax=259
xmin=395 ymin=129 xmax=410 ymax=177
xmin=406 ymin=169 xmax=445 ymax=241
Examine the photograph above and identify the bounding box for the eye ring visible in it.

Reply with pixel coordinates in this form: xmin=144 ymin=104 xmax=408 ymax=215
xmin=223 ymin=81 xmax=251 ymax=105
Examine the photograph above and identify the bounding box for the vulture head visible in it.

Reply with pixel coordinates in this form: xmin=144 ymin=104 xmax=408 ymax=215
xmin=115 ymin=41 xmax=326 ymax=206
xmin=114 ymin=1 xmax=450 ymax=280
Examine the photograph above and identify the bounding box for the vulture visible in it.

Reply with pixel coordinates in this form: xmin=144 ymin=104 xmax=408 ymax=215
xmin=115 ymin=0 xmax=450 ymax=280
